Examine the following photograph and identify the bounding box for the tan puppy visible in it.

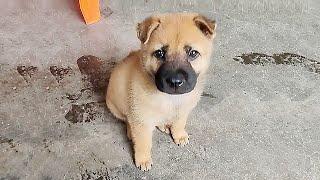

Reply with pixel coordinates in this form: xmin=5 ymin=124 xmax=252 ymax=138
xmin=106 ymin=13 xmax=216 ymax=171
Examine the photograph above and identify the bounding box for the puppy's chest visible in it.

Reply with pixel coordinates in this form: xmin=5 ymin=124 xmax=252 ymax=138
xmin=147 ymin=95 xmax=190 ymax=117
xmin=157 ymin=96 xmax=183 ymax=108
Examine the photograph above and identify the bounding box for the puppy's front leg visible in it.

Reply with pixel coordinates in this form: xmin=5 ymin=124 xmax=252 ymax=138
xmin=131 ymin=123 xmax=153 ymax=171
xmin=171 ymin=113 xmax=189 ymax=146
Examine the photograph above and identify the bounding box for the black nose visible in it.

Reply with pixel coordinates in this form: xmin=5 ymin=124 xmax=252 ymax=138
xmin=166 ymin=76 xmax=184 ymax=88
xmin=155 ymin=61 xmax=197 ymax=94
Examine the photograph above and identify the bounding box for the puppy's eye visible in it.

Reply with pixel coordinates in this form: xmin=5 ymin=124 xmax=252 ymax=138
xmin=153 ymin=49 xmax=165 ymax=60
xmin=188 ymin=50 xmax=200 ymax=60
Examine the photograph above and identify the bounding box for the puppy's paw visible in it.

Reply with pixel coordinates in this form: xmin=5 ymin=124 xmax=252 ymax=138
xmin=157 ymin=124 xmax=170 ymax=134
xmin=173 ymin=131 xmax=189 ymax=146
xmin=135 ymin=155 xmax=153 ymax=171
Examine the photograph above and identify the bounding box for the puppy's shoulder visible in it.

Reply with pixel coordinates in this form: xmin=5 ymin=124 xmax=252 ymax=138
xmin=113 ymin=50 xmax=141 ymax=72
xmin=126 ymin=50 xmax=142 ymax=59
xmin=123 ymin=50 xmax=142 ymax=64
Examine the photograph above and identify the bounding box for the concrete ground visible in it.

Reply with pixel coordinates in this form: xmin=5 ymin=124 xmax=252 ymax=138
xmin=1 ymin=0 xmax=320 ymax=179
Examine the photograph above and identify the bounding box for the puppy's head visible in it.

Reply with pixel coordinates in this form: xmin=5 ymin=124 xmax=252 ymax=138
xmin=137 ymin=13 xmax=216 ymax=94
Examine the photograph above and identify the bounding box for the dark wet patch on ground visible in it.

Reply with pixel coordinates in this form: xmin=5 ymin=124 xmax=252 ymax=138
xmin=62 ymin=55 xmax=116 ymax=123
xmin=16 ymin=65 xmax=38 ymax=82
xmin=79 ymin=168 xmax=110 ymax=180
xmin=77 ymin=156 xmax=110 ymax=180
xmin=0 ymin=137 xmax=16 ymax=151
xmin=49 ymin=66 xmax=72 ymax=82
xmin=101 ymin=6 xmax=113 ymax=18
xmin=107 ymin=164 xmax=155 ymax=180
xmin=233 ymin=52 xmax=320 ymax=74
xmin=107 ymin=165 xmax=138 ymax=179
xmin=234 ymin=53 xmax=274 ymax=65
xmin=43 ymin=139 xmax=52 ymax=153
xmin=79 ymin=164 xmax=148 ymax=180
xmin=106 ymin=61 xmax=117 ymax=66
xmin=201 ymin=92 xmax=216 ymax=98
xmin=78 ymin=152 xmax=151 ymax=180
xmin=65 ymin=102 xmax=101 ymax=123
xmin=77 ymin=163 xmax=177 ymax=180
xmin=65 ymin=88 xmax=92 ymax=101
xmin=76 ymin=55 xmax=116 ymax=103
xmin=77 ymin=55 xmax=107 ymax=93
xmin=0 ymin=137 xmax=13 ymax=144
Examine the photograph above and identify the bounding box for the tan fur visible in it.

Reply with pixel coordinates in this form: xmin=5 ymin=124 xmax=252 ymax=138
xmin=106 ymin=13 xmax=216 ymax=171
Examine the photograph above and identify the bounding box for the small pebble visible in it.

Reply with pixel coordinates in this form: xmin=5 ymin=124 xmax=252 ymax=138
xmin=12 ymin=87 xmax=17 ymax=90
xmin=46 ymin=86 xmax=50 ymax=90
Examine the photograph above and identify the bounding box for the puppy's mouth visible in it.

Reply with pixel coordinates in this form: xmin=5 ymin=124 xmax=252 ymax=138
xmin=154 ymin=61 xmax=197 ymax=95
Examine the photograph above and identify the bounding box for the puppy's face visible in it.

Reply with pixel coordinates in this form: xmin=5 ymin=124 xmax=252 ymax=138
xmin=137 ymin=13 xmax=216 ymax=94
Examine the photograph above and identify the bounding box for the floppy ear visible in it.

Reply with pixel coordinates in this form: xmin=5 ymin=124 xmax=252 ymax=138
xmin=193 ymin=15 xmax=217 ymax=39
xmin=136 ymin=16 xmax=160 ymax=44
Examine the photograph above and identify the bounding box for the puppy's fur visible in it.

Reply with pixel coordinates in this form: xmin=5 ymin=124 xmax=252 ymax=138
xmin=106 ymin=13 xmax=216 ymax=171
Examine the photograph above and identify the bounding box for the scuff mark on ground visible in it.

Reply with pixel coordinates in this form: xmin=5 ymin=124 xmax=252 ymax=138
xmin=201 ymin=92 xmax=216 ymax=99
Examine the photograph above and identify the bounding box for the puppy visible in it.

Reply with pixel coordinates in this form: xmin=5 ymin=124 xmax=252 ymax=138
xmin=106 ymin=13 xmax=216 ymax=171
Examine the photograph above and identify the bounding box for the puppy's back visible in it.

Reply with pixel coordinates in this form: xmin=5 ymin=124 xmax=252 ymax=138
xmin=106 ymin=51 xmax=141 ymax=120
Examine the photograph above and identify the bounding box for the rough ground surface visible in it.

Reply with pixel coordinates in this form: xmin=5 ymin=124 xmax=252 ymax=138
xmin=1 ymin=0 xmax=320 ymax=179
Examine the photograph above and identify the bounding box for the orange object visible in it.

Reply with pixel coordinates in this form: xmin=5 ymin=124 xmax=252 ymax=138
xmin=79 ymin=0 xmax=101 ymax=24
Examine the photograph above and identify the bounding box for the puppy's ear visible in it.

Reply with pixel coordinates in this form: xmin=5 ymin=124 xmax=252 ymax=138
xmin=137 ymin=17 xmax=160 ymax=44
xmin=194 ymin=15 xmax=216 ymax=39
